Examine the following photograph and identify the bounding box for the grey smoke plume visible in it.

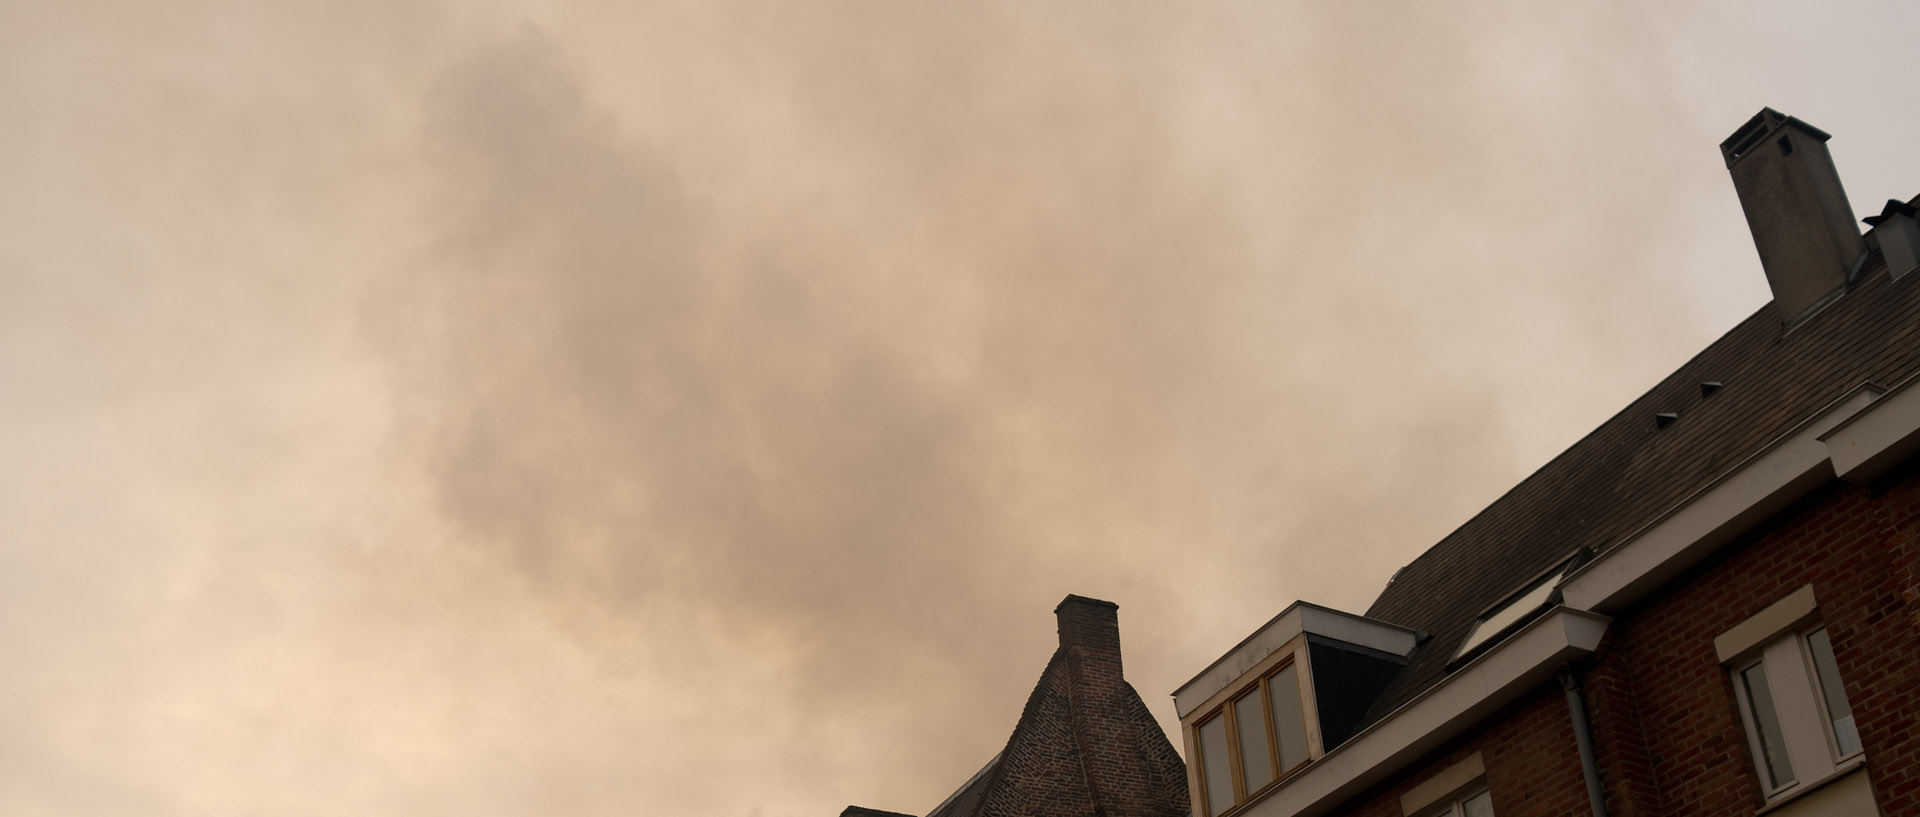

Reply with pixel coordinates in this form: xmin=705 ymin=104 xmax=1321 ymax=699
xmin=13 ymin=2 xmax=1917 ymax=816
xmin=378 ymin=6 xmax=1706 ymax=812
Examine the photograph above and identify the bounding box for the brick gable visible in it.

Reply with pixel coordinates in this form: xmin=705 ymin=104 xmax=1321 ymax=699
xmin=929 ymin=596 xmax=1189 ymax=817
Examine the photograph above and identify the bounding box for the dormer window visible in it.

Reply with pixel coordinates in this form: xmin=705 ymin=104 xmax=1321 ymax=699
xmin=1193 ymin=659 xmax=1311 ymax=816
xmin=1174 ymin=603 xmax=1419 ymax=816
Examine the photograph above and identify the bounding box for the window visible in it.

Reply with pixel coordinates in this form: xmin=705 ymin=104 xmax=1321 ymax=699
xmin=1454 ymin=573 xmax=1556 ymax=658
xmin=1430 ymin=789 xmax=1494 ymax=817
xmin=1194 ymin=661 xmax=1312 ymax=817
xmin=1731 ymin=625 xmax=1861 ymax=798
xmin=1453 ymin=554 xmax=1586 ymax=664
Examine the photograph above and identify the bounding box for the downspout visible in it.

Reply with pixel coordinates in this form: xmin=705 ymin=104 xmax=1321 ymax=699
xmin=1558 ymin=666 xmax=1609 ymax=817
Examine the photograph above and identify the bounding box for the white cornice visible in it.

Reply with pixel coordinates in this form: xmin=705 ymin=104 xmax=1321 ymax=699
xmin=1173 ymin=602 xmax=1420 ymax=719
xmin=1821 ymin=374 xmax=1920 ymax=483
xmin=1559 ymin=384 xmax=1879 ymax=614
xmin=1211 ymin=371 xmax=1920 ymax=817
xmin=1233 ymin=607 xmax=1610 ymax=817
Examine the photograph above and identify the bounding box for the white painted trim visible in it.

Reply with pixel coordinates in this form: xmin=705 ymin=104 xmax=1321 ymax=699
xmin=1715 ymin=585 xmax=1818 ymax=663
xmin=1397 ymin=752 xmax=1484 ymax=817
xmin=1754 ymin=756 xmax=1877 ymax=815
xmin=1558 ymin=387 xmax=1877 ymax=615
xmin=1175 ymin=602 xmax=1420 ymax=718
xmin=1176 ymin=608 xmax=1304 ymax=720
xmin=1293 ymin=639 xmax=1327 ymax=766
xmin=1821 ymin=376 xmax=1920 ymax=483
xmin=1763 ymin=635 xmax=1836 ymax=788
xmin=1232 ymin=607 xmax=1610 ymax=817
xmin=1198 ymin=373 xmax=1920 ymax=816
xmin=1299 ymin=605 xmax=1421 ymax=658
xmin=1183 ymin=637 xmax=1308 ymax=735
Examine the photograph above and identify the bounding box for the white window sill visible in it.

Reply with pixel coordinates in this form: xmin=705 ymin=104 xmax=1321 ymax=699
xmin=1755 ymin=755 xmax=1868 ymax=815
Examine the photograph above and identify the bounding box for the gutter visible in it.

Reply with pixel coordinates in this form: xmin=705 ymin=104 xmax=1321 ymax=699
xmin=1232 ymin=607 xmax=1610 ymax=817
xmin=1235 ymin=371 xmax=1920 ymax=817
xmin=1559 ymin=379 xmax=1892 ymax=614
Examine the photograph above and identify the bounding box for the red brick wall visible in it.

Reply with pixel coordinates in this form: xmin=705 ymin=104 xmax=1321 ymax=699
xmin=1576 ymin=636 xmax=1659 ymax=817
xmin=1606 ymin=469 xmax=1920 ymax=816
xmin=1328 ymin=465 xmax=1920 ymax=816
xmin=1333 ymin=687 xmax=1593 ymax=817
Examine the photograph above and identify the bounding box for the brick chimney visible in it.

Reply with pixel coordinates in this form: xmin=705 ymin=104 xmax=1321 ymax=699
xmin=1721 ymin=109 xmax=1865 ymax=324
xmin=911 ymin=595 xmax=1189 ymax=817
xmin=1054 ymin=595 xmax=1188 ymax=817
xmin=1056 ymin=594 xmax=1124 ymax=678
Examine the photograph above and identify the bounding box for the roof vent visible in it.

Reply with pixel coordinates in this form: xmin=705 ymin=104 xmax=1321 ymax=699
xmin=1655 ymin=412 xmax=1679 ymax=430
xmin=1865 ymin=199 xmax=1920 ymax=281
xmin=1701 ymin=381 xmax=1724 ymax=398
xmin=1721 ymin=109 xmax=1866 ymax=324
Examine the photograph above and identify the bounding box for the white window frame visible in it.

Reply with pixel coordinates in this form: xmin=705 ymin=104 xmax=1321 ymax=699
xmin=1452 ymin=554 xmax=1585 ymax=665
xmin=1421 ymin=787 xmax=1493 ymax=817
xmin=1728 ymin=624 xmax=1862 ymax=801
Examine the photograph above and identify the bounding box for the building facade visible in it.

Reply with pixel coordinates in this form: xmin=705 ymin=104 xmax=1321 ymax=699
xmin=1173 ymin=109 xmax=1920 ymax=817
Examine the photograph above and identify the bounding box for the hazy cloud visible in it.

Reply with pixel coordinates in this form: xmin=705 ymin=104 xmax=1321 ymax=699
xmin=6 ymin=2 xmax=1920 ymax=816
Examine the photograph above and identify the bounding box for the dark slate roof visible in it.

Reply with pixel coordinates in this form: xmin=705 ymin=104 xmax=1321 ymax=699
xmin=1358 ymin=253 xmax=1920 ymax=728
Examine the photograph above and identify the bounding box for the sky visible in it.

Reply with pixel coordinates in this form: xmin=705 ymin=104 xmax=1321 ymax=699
xmin=4 ymin=2 xmax=1919 ymax=816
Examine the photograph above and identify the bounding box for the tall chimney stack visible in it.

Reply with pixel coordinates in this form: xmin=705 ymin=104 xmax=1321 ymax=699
xmin=1721 ymin=109 xmax=1865 ymax=324
xmin=1056 ymin=594 xmax=1123 ymax=678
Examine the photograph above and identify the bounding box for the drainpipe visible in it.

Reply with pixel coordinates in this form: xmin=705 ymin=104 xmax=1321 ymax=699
xmin=1558 ymin=666 xmax=1609 ymax=817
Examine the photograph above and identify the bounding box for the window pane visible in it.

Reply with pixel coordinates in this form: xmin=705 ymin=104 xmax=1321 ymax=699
xmin=1457 ymin=574 xmax=1558 ymax=657
xmin=1198 ymin=716 xmax=1234 ymax=816
xmin=1806 ymin=628 xmax=1860 ymax=756
xmin=1234 ymin=693 xmax=1274 ymax=792
xmin=1267 ymin=663 xmax=1310 ymax=773
xmin=1741 ymin=663 xmax=1796 ymax=789
xmin=1461 ymin=790 xmax=1495 ymax=817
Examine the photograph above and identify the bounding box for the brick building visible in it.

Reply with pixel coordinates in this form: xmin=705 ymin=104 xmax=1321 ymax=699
xmin=843 ymin=595 xmax=1191 ymax=817
xmin=1172 ymin=109 xmax=1920 ymax=817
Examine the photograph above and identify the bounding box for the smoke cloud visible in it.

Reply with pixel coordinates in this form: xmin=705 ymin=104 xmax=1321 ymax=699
xmin=6 ymin=2 xmax=1917 ymax=816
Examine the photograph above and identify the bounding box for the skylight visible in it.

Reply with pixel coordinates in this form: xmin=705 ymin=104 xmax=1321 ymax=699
xmin=1453 ymin=564 xmax=1568 ymax=661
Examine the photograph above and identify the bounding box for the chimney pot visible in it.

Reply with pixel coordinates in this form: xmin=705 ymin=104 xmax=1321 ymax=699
xmin=1865 ymin=199 xmax=1920 ymax=282
xmin=1721 ymin=109 xmax=1866 ymax=324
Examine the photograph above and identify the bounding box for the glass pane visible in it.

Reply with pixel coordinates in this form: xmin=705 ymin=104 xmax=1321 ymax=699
xmin=1267 ymin=663 xmax=1310 ymax=773
xmin=1741 ymin=663 xmax=1796 ymax=789
xmin=1198 ymin=716 xmax=1234 ymax=816
xmin=1234 ymin=693 xmax=1274 ymax=792
xmin=1457 ymin=574 xmax=1558 ymax=657
xmin=1461 ymin=790 xmax=1495 ymax=817
xmin=1806 ymin=628 xmax=1860 ymax=756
